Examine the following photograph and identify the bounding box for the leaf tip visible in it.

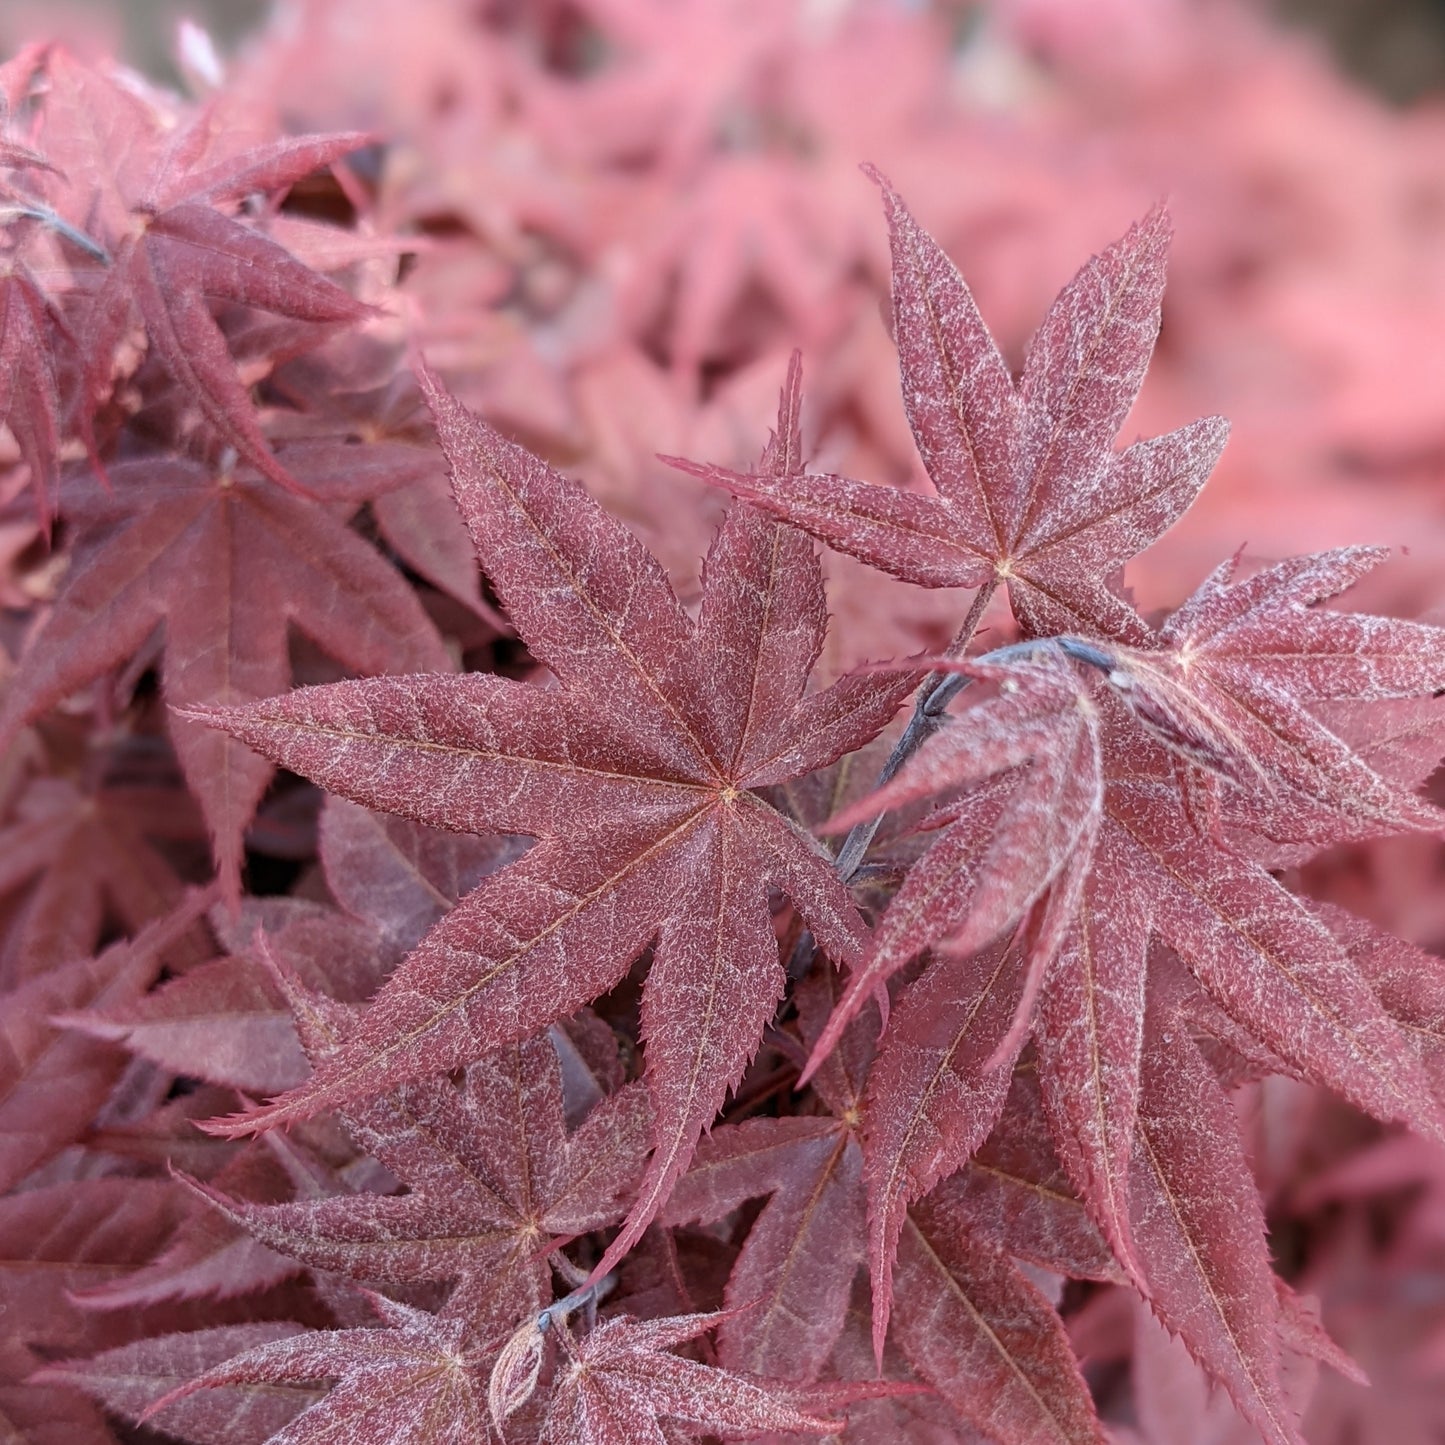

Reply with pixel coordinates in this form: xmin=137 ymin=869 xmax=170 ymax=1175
xmin=169 ymin=701 xmax=236 ymax=733
xmin=858 ymin=160 xmax=890 ymax=191
xmin=193 ymin=1104 xmax=281 ymax=1140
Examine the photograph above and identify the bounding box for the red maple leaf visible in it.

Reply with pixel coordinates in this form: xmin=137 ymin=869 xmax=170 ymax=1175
xmin=141 ymin=1294 xmax=493 ymax=1445
xmin=1103 ymin=546 xmax=1445 ymax=835
xmin=534 ymin=1309 xmax=842 ymax=1444
xmin=185 ymin=356 xmax=913 ymax=1277
xmin=37 ymin=50 xmax=374 ymax=491
xmin=646 ymin=179 xmax=1445 ymax=1393
xmin=188 ymin=971 xmax=651 ymax=1342
xmin=0 ymin=455 xmax=450 ymax=888
xmin=846 ymin=663 xmax=1443 ymax=1366
xmin=645 ymin=176 xmax=1445 ymax=1413
xmin=669 ymin=169 xmax=1228 ymax=645
xmin=665 ymin=971 xmax=1118 ymax=1437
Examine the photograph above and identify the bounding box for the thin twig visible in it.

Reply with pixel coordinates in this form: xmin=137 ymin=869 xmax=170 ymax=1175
xmin=0 ymin=202 xmax=110 ymax=262
xmin=537 ymin=1272 xmax=617 ymax=1335
xmin=787 ymin=583 xmax=1001 ymax=984
xmin=832 ymin=580 xmax=998 ymax=883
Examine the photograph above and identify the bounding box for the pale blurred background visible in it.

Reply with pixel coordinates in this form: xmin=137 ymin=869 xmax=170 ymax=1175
xmin=6 ymin=0 xmax=1445 ymax=98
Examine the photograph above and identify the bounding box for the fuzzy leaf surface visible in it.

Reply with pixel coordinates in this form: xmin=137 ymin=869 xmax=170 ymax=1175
xmin=538 ymin=1311 xmax=842 ymax=1444
xmin=893 ymin=1205 xmax=1105 ymax=1444
xmin=143 ymin=1296 xmax=491 ymax=1445
xmin=194 ymin=1017 xmax=650 ymax=1336
xmin=39 ymin=1323 xmax=318 ymax=1445
xmin=672 ymin=175 xmax=1228 ymax=643
xmin=0 ymin=458 xmax=449 ymax=887
xmin=190 ymin=360 xmax=910 ymax=1273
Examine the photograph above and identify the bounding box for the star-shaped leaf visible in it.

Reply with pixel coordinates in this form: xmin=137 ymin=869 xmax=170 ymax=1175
xmin=39 ymin=52 xmax=375 ymax=490
xmin=537 ymin=1310 xmax=842 ymax=1444
xmin=0 ymin=457 xmax=450 ymax=888
xmin=190 ymin=993 xmax=651 ymax=1337
xmin=1105 ymin=546 xmax=1445 ymax=833
xmin=187 ymin=357 xmax=913 ymax=1275
xmin=670 ymin=171 xmax=1229 ymax=644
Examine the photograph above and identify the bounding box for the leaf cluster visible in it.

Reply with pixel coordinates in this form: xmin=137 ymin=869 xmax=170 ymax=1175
xmin=3 ymin=12 xmax=1445 ymax=1445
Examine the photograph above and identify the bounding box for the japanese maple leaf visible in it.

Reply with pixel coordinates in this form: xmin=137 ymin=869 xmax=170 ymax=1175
xmin=829 ymin=547 xmax=1445 ymax=1350
xmin=39 ymin=1322 xmax=320 ymax=1444
xmin=944 ymin=690 xmax=1438 ymax=1384
xmin=667 ymin=970 xmax=1117 ymax=1404
xmin=662 ymin=969 xmax=872 ymax=1383
xmin=536 ymin=1310 xmax=841 ymax=1444
xmin=189 ymin=989 xmax=652 ymax=1338
xmin=1092 ymin=696 xmax=1444 ymax=1145
xmin=38 ymin=51 xmax=374 ymax=490
xmin=1103 ymin=546 xmax=1445 ymax=834
xmin=0 ymin=455 xmax=449 ymax=889
xmin=0 ymin=264 xmax=64 ymax=520
xmin=758 ymin=1067 xmax=1116 ymax=1443
xmin=142 ymin=1295 xmax=492 ymax=1445
xmin=187 ymin=357 xmax=913 ymax=1275
xmin=669 ymin=169 xmax=1229 ymax=645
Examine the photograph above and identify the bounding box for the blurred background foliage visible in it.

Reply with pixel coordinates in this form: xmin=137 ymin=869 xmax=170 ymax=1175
xmin=5 ymin=0 xmax=1445 ymax=100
